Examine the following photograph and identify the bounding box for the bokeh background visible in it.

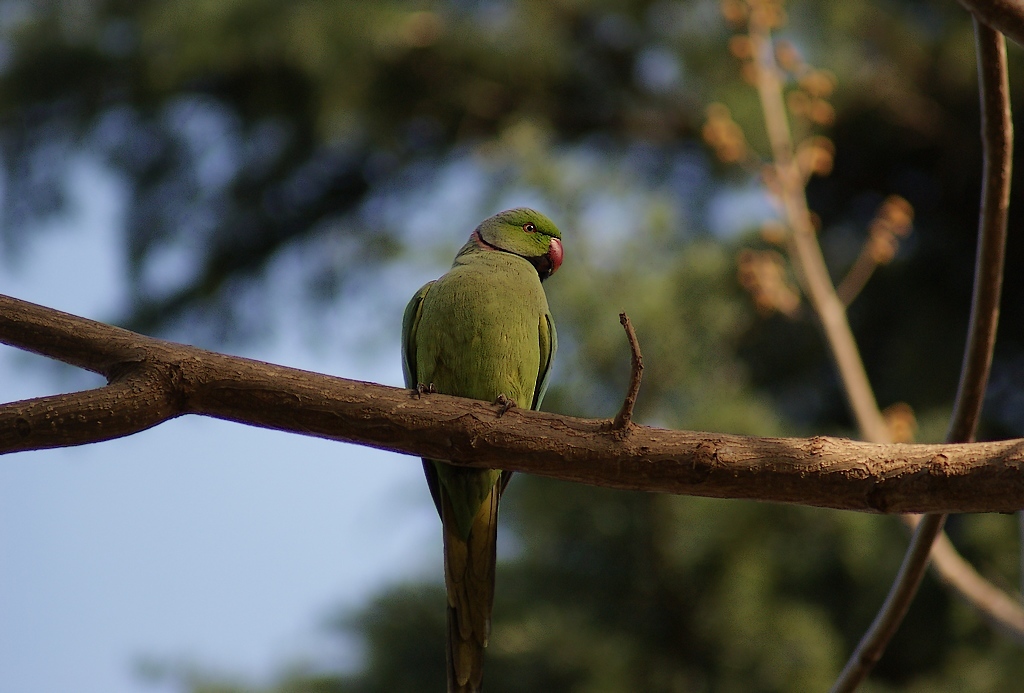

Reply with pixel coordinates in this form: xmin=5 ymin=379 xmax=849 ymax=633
xmin=3 ymin=1 xmax=1024 ymax=691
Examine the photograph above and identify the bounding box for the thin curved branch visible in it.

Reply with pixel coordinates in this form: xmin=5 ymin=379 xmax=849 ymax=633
xmin=832 ymin=18 xmax=1013 ymax=693
xmin=831 ymin=514 xmax=949 ymax=693
xmin=5 ymin=293 xmax=1024 ymax=512
xmin=947 ymin=20 xmax=1013 ymax=446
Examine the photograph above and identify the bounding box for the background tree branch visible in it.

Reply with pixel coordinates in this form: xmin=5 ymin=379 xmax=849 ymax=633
xmin=747 ymin=3 xmax=891 ymax=444
xmin=740 ymin=0 xmax=1024 ymax=684
xmin=833 ymin=18 xmax=1014 ymax=692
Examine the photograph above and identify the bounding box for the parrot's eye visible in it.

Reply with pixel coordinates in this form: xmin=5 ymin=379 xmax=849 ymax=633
xmin=523 ymin=223 xmax=536 ymax=233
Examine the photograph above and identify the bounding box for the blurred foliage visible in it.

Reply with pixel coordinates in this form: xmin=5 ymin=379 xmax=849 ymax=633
xmin=5 ymin=0 xmax=1024 ymax=691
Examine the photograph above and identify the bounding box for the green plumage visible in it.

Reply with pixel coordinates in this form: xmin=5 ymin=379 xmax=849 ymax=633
xmin=402 ymin=208 xmax=561 ymax=692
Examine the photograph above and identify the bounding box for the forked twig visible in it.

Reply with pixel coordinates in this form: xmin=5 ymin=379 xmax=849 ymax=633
xmin=613 ymin=312 xmax=644 ymax=431
xmin=831 ymin=16 xmax=1013 ymax=693
xmin=746 ymin=2 xmax=891 ymax=444
xmin=835 ymin=197 xmax=914 ymax=307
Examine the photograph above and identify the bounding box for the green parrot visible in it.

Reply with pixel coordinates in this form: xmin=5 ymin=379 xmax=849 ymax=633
xmin=401 ymin=208 xmax=562 ymax=692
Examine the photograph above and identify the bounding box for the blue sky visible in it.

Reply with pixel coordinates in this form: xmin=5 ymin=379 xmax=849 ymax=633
xmin=0 ymin=158 xmax=443 ymax=692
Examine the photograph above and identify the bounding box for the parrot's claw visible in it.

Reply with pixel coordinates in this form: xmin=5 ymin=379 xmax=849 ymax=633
xmin=495 ymin=393 xmax=517 ymax=417
xmin=414 ymin=382 xmax=437 ymax=398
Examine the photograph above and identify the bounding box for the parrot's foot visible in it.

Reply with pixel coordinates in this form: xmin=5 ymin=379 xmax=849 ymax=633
xmin=414 ymin=382 xmax=437 ymax=398
xmin=495 ymin=393 xmax=517 ymax=417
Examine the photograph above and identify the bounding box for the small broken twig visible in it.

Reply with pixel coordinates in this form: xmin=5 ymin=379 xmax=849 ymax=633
xmin=612 ymin=312 xmax=644 ymax=431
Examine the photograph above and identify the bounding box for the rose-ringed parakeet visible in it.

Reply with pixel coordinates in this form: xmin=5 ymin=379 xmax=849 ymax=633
xmin=401 ymin=208 xmax=562 ymax=692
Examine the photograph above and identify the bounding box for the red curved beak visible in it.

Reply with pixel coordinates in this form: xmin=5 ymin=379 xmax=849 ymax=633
xmin=548 ymin=237 xmax=563 ymax=274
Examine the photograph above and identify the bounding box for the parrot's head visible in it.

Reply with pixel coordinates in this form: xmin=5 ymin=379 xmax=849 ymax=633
xmin=473 ymin=208 xmax=563 ymax=281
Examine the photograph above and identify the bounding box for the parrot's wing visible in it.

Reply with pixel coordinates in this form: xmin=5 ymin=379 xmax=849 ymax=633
xmin=531 ymin=311 xmax=557 ymax=411
xmin=499 ymin=311 xmax=557 ymax=497
xmin=402 ymin=281 xmax=444 ymax=515
xmin=401 ymin=281 xmax=433 ymax=389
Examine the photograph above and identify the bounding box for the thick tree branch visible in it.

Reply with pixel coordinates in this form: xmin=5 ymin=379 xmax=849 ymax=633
xmin=4 ymin=293 xmax=1024 ymax=513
